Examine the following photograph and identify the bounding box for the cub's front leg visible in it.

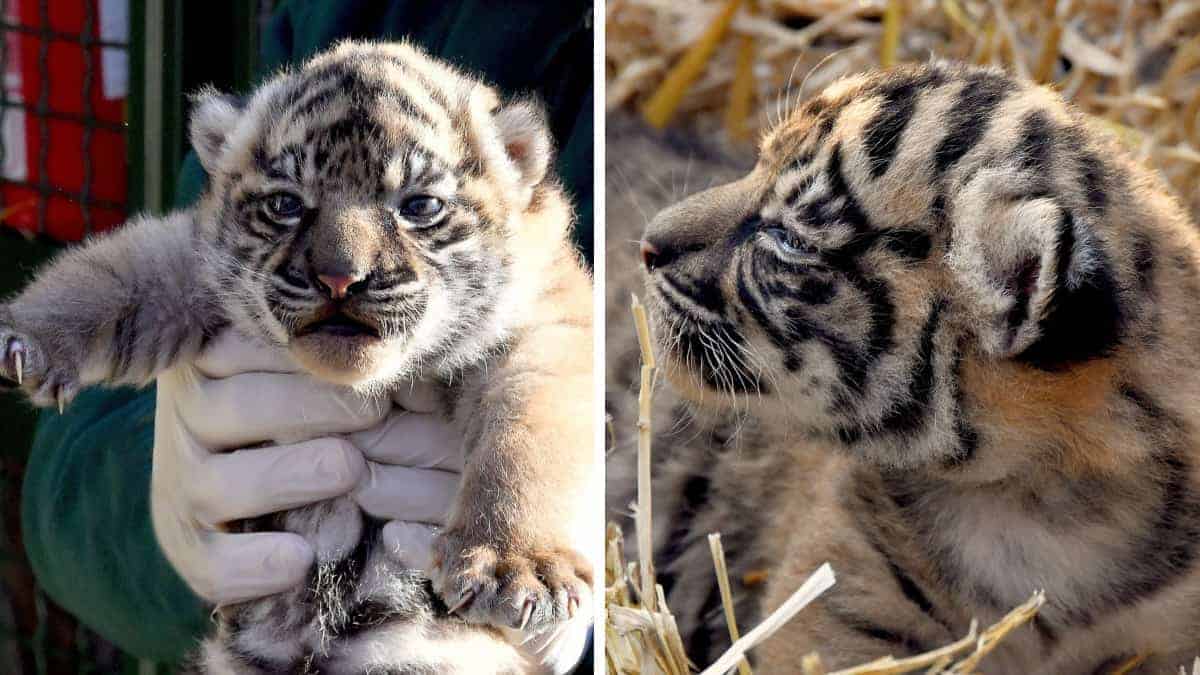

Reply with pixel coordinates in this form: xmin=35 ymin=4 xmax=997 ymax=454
xmin=0 ymin=213 xmax=220 ymax=406
xmin=431 ymin=323 xmax=597 ymax=633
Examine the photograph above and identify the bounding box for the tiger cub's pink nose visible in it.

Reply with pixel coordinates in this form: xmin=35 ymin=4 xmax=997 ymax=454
xmin=316 ymin=274 xmax=363 ymax=300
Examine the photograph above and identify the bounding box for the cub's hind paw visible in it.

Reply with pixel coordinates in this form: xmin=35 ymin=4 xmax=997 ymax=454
xmin=0 ymin=326 xmax=77 ymax=411
xmin=431 ymin=533 xmax=592 ymax=632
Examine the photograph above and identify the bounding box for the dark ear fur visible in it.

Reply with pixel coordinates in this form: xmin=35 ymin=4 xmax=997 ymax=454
xmin=949 ymin=189 xmax=1123 ymax=370
xmin=1015 ymin=212 xmax=1123 ymax=369
xmin=189 ymin=87 xmax=243 ymax=174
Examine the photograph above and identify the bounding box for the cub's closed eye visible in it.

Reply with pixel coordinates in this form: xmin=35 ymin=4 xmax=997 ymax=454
xmin=766 ymin=226 xmax=817 ymax=257
xmin=399 ymin=195 xmax=445 ymax=223
xmin=262 ymin=192 xmax=305 ymax=223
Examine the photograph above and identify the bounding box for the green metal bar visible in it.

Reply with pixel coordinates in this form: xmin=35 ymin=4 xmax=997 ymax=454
xmin=160 ymin=1 xmax=184 ymax=207
xmin=128 ymin=0 xmax=184 ymax=214
xmin=141 ymin=0 xmax=163 ymax=213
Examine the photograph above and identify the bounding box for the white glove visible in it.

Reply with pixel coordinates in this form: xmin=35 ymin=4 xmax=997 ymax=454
xmin=150 ymin=331 xmax=452 ymax=604
xmin=150 ymin=331 xmax=589 ymax=672
xmin=349 ymin=403 xmax=463 ymax=572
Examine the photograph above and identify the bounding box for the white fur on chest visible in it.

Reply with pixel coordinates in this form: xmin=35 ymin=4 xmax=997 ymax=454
xmin=931 ymin=488 xmax=1139 ymax=620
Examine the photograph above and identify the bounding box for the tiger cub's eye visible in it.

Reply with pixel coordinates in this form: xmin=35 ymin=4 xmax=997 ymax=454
xmin=399 ymin=195 xmax=445 ymax=223
xmin=261 ymin=192 xmax=305 ymax=224
xmin=766 ymin=226 xmax=816 ymax=257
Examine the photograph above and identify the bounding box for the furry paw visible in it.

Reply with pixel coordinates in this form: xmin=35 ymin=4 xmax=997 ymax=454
xmin=0 ymin=315 xmax=79 ymax=411
xmin=431 ymin=531 xmax=591 ymax=632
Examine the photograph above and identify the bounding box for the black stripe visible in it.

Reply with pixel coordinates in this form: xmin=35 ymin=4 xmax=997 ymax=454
xmin=826 ymin=603 xmax=930 ymax=653
xmin=877 ymin=470 xmax=995 ymax=609
xmin=1004 ymin=256 xmax=1040 ymax=345
xmin=378 ymin=54 xmax=454 ymax=110
xmin=368 ymin=266 xmax=418 ymax=288
xmin=1016 ymin=109 xmax=1055 ymax=174
xmin=784 ymin=174 xmax=816 ymax=207
xmin=815 ymin=105 xmax=842 ymax=143
xmin=762 ymin=275 xmax=835 ymax=306
xmin=688 ymin=581 xmax=724 ymax=663
xmin=1032 ymin=615 xmax=1059 ymax=646
xmin=1131 ymin=234 xmax=1155 ymax=297
xmin=825 ymin=143 xmax=872 ymax=233
xmin=846 ymin=269 xmax=895 ymax=374
xmin=271 ymin=283 xmax=309 ymax=302
xmin=736 ymin=256 xmax=798 ymax=370
xmin=342 ymin=599 xmax=404 ymax=639
xmin=876 ymin=300 xmax=943 ymax=436
xmin=657 ymin=472 xmax=711 ymax=596
xmin=933 ymin=72 xmax=1010 ymax=173
xmin=860 ymin=527 xmax=940 ymax=620
xmin=1078 ymin=151 xmax=1108 ymax=212
xmin=863 ymin=72 xmax=942 ymax=178
xmin=662 ymin=272 xmax=726 ymax=314
xmin=943 ymin=339 xmax=981 ymax=468
xmin=110 ymin=309 xmax=136 ymax=379
xmin=787 ymin=98 xmax=848 ymax=169
xmin=878 ymin=229 xmax=932 ymax=261
xmin=290 ymin=82 xmax=342 ymax=118
xmin=427 ymin=223 xmax=474 ymax=250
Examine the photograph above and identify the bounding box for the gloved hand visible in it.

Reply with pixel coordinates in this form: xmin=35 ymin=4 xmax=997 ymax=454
xmin=149 ymin=330 xmax=455 ymax=604
xmin=150 ymin=331 xmax=590 ymax=672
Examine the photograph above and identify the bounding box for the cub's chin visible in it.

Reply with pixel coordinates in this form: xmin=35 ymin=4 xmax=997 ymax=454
xmin=289 ymin=313 xmax=391 ymax=387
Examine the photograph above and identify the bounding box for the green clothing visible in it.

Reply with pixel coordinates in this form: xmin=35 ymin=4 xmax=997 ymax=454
xmin=21 ymin=0 xmax=592 ymax=662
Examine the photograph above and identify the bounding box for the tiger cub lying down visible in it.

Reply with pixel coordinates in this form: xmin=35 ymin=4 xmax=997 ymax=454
xmin=0 ymin=41 xmax=594 ymax=674
xmin=640 ymin=61 xmax=1200 ymax=673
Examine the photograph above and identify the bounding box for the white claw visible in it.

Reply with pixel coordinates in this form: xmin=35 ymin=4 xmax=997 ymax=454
xmin=518 ymin=598 xmax=535 ymax=631
xmin=12 ymin=348 xmax=21 ymax=386
xmin=448 ymin=589 xmax=475 ymax=616
xmin=56 ymin=388 xmax=64 ymax=414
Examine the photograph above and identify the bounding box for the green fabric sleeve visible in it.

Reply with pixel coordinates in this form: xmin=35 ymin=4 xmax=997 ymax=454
xmin=21 ymin=0 xmax=591 ymax=663
xmin=19 ymin=154 xmax=212 ymax=662
xmin=21 ymin=388 xmax=206 ymax=662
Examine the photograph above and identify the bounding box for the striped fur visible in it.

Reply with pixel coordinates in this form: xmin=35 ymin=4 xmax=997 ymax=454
xmin=638 ymin=62 xmax=1200 ymax=672
xmin=0 ymin=41 xmax=594 ymax=674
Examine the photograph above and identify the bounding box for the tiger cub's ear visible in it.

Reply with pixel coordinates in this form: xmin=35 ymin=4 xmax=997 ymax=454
xmin=493 ymin=98 xmax=553 ymax=190
xmin=947 ymin=177 xmax=1122 ymax=370
xmin=189 ymin=87 xmax=243 ymax=175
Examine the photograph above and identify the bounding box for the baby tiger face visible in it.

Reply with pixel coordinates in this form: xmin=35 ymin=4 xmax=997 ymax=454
xmin=191 ymin=41 xmax=552 ymax=387
xmin=643 ymin=62 xmax=1151 ymax=469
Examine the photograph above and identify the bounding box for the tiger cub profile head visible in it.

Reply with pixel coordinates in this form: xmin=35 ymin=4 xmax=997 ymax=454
xmin=642 ymin=61 xmax=1199 ymax=472
xmin=189 ymin=40 xmax=564 ymax=388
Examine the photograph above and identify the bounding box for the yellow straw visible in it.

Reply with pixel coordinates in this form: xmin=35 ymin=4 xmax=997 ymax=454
xmin=642 ymin=0 xmax=743 ymax=128
xmin=725 ymin=0 xmax=757 ymax=141
xmin=1032 ymin=0 xmax=1063 ymax=83
xmin=880 ymin=0 xmax=903 ymax=67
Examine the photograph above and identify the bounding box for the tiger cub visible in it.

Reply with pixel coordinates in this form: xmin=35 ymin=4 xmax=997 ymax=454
xmin=638 ymin=61 xmax=1200 ymax=673
xmin=0 ymin=41 xmax=594 ymax=674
